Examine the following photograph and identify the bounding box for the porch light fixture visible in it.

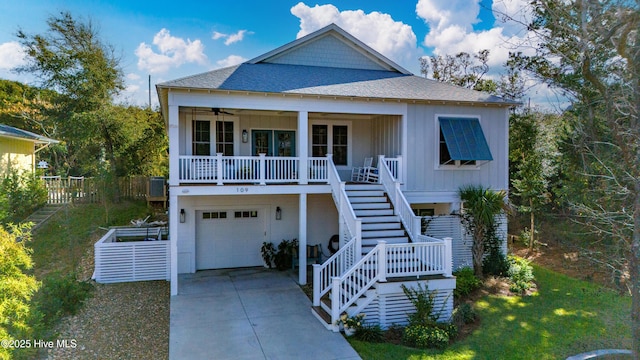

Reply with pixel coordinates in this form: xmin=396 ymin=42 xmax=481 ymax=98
xmin=242 ymin=129 xmax=248 ymax=143
xmin=275 ymin=207 xmax=282 ymax=220
xmin=180 ymin=209 xmax=185 ymax=223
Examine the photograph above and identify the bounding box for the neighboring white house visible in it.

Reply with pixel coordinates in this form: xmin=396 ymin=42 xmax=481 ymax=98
xmin=157 ymin=24 xmax=515 ymax=330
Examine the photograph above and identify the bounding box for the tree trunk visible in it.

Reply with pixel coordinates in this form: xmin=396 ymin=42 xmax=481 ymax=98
xmin=529 ymin=199 xmax=535 ymax=251
xmin=472 ymin=227 xmax=485 ymax=278
xmin=632 ymin=180 xmax=640 ymax=360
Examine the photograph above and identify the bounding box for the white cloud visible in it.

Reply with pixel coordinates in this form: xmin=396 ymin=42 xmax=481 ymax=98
xmin=125 ymin=84 xmax=140 ymax=93
xmin=216 ymin=55 xmax=247 ymax=68
xmin=290 ymin=2 xmax=420 ymax=68
xmin=127 ymin=73 xmax=141 ymax=81
xmin=415 ymin=0 xmax=536 ymax=68
xmin=135 ymin=28 xmax=207 ymax=74
xmin=0 ymin=41 xmax=26 ymax=70
xmin=212 ymin=29 xmax=252 ymax=46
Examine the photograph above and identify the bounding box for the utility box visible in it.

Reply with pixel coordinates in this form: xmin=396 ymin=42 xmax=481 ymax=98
xmin=147 ymin=176 xmax=167 ymax=208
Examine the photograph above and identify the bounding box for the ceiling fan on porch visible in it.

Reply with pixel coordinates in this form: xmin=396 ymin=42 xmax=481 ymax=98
xmin=211 ymin=108 xmax=234 ymax=116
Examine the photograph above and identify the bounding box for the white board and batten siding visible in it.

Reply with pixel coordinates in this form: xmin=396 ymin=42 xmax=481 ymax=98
xmin=423 ymin=214 xmax=508 ymax=271
xmin=404 ymin=104 xmax=509 ymax=193
xmin=94 ymin=228 xmax=170 ymax=284
xmin=359 ymin=278 xmax=455 ymax=329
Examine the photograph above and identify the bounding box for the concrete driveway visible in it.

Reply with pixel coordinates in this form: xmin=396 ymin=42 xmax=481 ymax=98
xmin=170 ymin=268 xmax=361 ymax=360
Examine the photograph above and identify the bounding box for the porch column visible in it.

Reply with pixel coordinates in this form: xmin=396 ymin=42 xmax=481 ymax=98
xmin=298 ymin=193 xmax=308 ymax=284
xmin=169 ymin=191 xmax=179 ymax=295
xmin=298 ymin=111 xmax=308 ymax=185
xmin=168 ymin=105 xmax=179 ymax=186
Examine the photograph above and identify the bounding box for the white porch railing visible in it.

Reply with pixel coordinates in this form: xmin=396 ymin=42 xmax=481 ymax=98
xmin=178 ymin=154 xmax=329 ymax=184
xmin=383 ymin=156 xmax=402 ymax=181
xmin=327 ymin=238 xmax=452 ymax=330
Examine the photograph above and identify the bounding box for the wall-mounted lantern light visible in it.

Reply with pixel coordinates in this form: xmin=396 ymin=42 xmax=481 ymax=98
xmin=275 ymin=206 xmax=282 ymax=220
xmin=242 ymin=129 xmax=248 ymax=143
xmin=180 ymin=209 xmax=186 ymax=223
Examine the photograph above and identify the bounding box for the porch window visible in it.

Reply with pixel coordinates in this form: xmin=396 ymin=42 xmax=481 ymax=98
xmin=332 ymin=125 xmax=348 ymax=165
xmin=193 ymin=120 xmax=211 ymax=155
xmin=438 ymin=117 xmax=492 ymax=167
xmin=312 ymin=123 xmax=349 ymax=166
xmin=216 ymin=121 xmax=234 ymax=155
xmin=311 ymin=125 xmax=328 ymax=158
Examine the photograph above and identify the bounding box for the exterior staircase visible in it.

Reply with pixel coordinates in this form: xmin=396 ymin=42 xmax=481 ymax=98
xmin=345 ymin=183 xmax=409 ymax=255
xmin=313 ymin=183 xmax=411 ymax=329
xmin=23 ymin=204 xmax=64 ymax=231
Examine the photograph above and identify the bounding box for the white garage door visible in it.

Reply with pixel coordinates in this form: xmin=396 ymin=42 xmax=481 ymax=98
xmin=196 ymin=208 xmax=266 ymax=270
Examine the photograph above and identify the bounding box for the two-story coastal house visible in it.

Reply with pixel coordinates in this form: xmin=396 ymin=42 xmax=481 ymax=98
xmin=157 ymin=24 xmax=515 ymax=330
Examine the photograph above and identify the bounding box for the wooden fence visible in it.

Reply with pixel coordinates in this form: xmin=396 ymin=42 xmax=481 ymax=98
xmin=42 ymin=176 xmax=148 ymax=204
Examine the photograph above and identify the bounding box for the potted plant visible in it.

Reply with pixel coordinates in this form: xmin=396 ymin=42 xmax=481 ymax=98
xmin=260 ymin=242 xmax=275 ymax=268
xmin=336 ymin=313 xmax=365 ymax=336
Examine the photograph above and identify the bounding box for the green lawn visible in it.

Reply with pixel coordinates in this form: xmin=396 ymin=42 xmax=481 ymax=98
xmin=30 ymin=200 xmax=151 ymax=277
xmin=350 ymin=265 xmax=631 ymax=360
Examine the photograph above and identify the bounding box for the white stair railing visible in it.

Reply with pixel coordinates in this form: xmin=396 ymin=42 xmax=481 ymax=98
xmin=330 ymin=241 xmax=386 ymax=330
xmin=327 ymin=155 xmax=362 ymax=258
xmin=312 ymin=155 xmax=361 ymax=307
xmin=312 ymin=236 xmax=356 ymax=306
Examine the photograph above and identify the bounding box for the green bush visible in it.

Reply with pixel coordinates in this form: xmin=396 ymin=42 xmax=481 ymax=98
xmin=453 ymin=267 xmax=481 ymax=298
xmin=0 ymin=170 xmax=48 ymax=224
xmin=452 ymin=302 xmax=477 ymax=327
xmin=0 ymin=224 xmax=40 ymax=360
xmin=354 ymin=324 xmax=385 ymax=343
xmin=507 ymin=255 xmax=535 ymax=294
xmin=34 ymin=272 xmax=94 ymax=326
xmin=402 ymin=283 xmax=441 ymax=326
xmin=482 ymin=250 xmax=509 ymax=276
xmin=402 ymin=324 xmax=450 ymax=349
xmin=274 ymin=238 xmax=298 ymax=270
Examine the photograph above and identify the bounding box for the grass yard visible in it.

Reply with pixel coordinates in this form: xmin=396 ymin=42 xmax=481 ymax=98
xmin=349 ymin=265 xmax=631 ymax=360
xmin=30 ymin=201 xmax=151 ymax=277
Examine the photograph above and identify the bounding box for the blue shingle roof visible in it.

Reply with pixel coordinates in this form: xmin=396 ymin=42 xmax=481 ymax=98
xmin=158 ymin=63 xmax=514 ymax=105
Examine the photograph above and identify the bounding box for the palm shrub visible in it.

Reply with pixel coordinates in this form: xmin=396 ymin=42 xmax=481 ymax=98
xmin=458 ymin=185 xmax=507 ymax=278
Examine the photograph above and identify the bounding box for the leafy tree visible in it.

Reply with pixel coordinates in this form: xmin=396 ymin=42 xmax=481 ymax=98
xmin=16 ymin=12 xmax=125 ymax=187
xmin=0 ymin=224 xmax=40 ymax=360
xmin=510 ymin=0 xmax=639 ymax=356
xmin=509 ymin=112 xmax=558 ymax=250
xmin=420 ymin=49 xmax=498 ymax=94
xmin=458 ymin=185 xmax=507 ymax=277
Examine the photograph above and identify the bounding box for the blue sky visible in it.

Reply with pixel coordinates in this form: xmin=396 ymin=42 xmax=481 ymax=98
xmin=0 ymin=0 xmax=538 ymax=107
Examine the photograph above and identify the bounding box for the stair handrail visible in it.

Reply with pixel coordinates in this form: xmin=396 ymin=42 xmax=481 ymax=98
xmin=312 ymin=236 xmax=357 ymax=306
xmin=326 ymin=154 xmax=362 ymax=258
xmin=330 ymin=241 xmax=387 ymax=329
xmin=378 ymin=155 xmax=423 ymax=241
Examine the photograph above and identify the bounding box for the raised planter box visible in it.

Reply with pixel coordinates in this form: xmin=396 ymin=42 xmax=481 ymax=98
xmin=93 ymin=227 xmax=170 ymax=284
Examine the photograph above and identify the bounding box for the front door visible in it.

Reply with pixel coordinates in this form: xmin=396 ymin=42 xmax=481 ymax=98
xmin=252 ymin=130 xmax=295 ymax=156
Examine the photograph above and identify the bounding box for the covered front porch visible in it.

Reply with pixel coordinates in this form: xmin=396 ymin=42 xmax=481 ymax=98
xmin=173 ymin=107 xmax=404 ymax=186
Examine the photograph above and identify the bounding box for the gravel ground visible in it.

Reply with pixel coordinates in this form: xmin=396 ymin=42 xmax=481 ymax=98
xmin=46 ymin=281 xmax=170 ymax=360
xmin=45 ymin=244 xmax=170 ymax=359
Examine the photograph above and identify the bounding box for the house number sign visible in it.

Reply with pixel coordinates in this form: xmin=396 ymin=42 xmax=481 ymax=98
xmin=236 ymin=187 xmax=249 ymax=193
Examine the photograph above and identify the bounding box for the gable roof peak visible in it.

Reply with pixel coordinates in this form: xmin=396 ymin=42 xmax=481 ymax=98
xmin=248 ymin=23 xmax=412 ymax=75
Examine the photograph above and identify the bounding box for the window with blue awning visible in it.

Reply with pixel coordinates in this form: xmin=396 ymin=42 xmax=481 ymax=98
xmin=439 ymin=117 xmax=493 ymax=165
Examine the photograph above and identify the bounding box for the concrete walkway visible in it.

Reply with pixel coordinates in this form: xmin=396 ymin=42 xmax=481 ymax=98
xmin=170 ymin=268 xmax=361 ymax=360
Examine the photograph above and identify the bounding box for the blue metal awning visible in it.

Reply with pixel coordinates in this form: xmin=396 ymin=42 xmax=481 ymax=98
xmin=439 ymin=117 xmax=493 ymax=161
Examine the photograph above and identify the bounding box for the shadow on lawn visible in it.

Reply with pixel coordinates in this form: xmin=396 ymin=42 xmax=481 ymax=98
xmin=469 ymin=265 xmax=631 ymax=359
